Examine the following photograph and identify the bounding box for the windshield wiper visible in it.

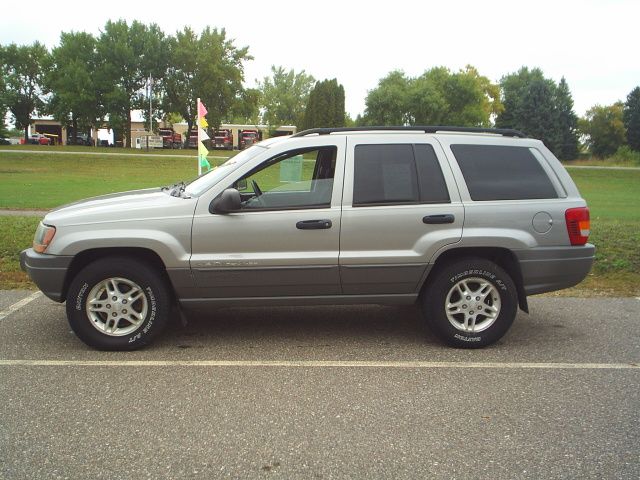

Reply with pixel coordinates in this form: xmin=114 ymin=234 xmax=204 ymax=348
xmin=162 ymin=181 xmax=189 ymax=198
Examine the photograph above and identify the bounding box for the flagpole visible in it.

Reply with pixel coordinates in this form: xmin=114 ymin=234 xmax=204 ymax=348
xmin=197 ymin=97 xmax=201 ymax=176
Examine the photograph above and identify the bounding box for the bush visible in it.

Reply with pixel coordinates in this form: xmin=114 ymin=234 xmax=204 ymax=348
xmin=611 ymin=145 xmax=640 ymax=165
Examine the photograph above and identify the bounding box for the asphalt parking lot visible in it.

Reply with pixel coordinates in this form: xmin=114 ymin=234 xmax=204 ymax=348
xmin=1 ymin=291 xmax=638 ymax=479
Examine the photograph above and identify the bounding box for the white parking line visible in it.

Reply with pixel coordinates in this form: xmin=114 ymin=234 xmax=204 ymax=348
xmin=0 ymin=359 xmax=637 ymax=369
xmin=0 ymin=292 xmax=42 ymax=321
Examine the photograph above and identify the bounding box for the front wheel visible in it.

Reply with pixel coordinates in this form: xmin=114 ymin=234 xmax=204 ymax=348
xmin=66 ymin=257 xmax=172 ymax=350
xmin=422 ymin=258 xmax=518 ymax=348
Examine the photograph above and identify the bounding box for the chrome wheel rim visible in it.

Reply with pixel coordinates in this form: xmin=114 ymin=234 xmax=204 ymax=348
xmin=86 ymin=277 xmax=148 ymax=337
xmin=445 ymin=277 xmax=501 ymax=333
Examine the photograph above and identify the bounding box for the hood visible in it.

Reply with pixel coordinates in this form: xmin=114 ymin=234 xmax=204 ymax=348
xmin=44 ymin=187 xmax=197 ymax=226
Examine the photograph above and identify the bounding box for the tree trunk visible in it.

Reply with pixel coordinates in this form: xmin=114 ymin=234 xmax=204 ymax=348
xmin=24 ymin=125 xmax=29 ymax=143
xmin=72 ymin=116 xmax=77 ymax=142
xmin=187 ymin=119 xmax=193 ymax=148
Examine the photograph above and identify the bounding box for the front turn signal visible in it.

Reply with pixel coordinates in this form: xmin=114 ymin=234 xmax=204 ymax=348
xmin=33 ymin=223 xmax=56 ymax=253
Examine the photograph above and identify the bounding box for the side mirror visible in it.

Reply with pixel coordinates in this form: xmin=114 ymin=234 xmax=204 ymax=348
xmin=210 ymin=188 xmax=241 ymax=214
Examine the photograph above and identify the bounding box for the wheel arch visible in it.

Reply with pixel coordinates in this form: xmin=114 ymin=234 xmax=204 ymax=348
xmin=421 ymin=246 xmax=528 ymax=313
xmin=61 ymin=247 xmax=174 ymax=303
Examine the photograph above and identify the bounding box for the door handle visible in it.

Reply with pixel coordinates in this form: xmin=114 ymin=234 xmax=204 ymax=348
xmin=296 ymin=219 xmax=332 ymax=230
xmin=423 ymin=214 xmax=455 ymax=224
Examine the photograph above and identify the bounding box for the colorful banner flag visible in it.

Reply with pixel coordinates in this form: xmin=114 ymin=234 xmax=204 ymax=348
xmin=198 ymin=100 xmax=208 ymax=118
xmin=197 ymin=98 xmax=210 ymax=174
xmin=199 ymin=155 xmax=211 ymax=170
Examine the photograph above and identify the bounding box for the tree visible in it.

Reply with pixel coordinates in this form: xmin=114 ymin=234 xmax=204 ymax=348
xmin=363 ymin=70 xmax=411 ymax=125
xmin=579 ymin=103 xmax=626 ymax=157
xmin=496 ymin=67 xmax=560 ymax=149
xmin=96 ymin=20 xmax=168 ymax=147
xmin=1 ymin=42 xmax=50 ymax=142
xmin=623 ymin=86 xmax=640 ymax=151
xmin=497 ymin=68 xmax=580 ymax=159
xmin=0 ymin=46 xmax=7 ymax=137
xmin=518 ymin=78 xmax=561 ymax=151
xmin=46 ymin=31 xmax=103 ymax=141
xmin=162 ymin=26 xmax=251 ymax=138
xmin=554 ymin=77 xmax=579 ymax=160
xmin=303 ymin=78 xmax=345 ymax=129
xmin=363 ymin=66 xmax=502 ymax=127
xmin=227 ymin=88 xmax=260 ymax=125
xmin=258 ymin=66 xmax=315 ymax=127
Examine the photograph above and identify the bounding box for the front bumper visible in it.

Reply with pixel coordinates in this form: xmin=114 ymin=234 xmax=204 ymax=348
xmin=20 ymin=249 xmax=73 ymax=302
xmin=515 ymin=244 xmax=596 ymax=295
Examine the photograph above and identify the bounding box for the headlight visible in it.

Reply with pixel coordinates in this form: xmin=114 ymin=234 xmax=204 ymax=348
xmin=33 ymin=222 xmax=56 ymax=253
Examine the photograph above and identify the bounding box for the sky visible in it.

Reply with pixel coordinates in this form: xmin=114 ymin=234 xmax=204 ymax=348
xmin=1 ymin=0 xmax=639 ymax=119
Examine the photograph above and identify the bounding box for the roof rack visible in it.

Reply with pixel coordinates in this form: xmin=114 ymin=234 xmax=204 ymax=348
xmin=291 ymin=126 xmax=527 ymax=138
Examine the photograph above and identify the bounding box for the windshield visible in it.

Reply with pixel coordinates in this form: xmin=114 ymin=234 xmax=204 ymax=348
xmin=184 ymin=145 xmax=266 ymax=197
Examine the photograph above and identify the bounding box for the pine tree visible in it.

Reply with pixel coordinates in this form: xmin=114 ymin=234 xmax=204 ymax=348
xmin=303 ymin=79 xmax=345 ymax=129
xmin=496 ymin=67 xmax=578 ymax=157
xmin=624 ymin=86 xmax=640 ymax=151
xmin=555 ymin=77 xmax=579 ymax=160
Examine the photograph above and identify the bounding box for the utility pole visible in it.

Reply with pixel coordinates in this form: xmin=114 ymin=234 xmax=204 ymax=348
xmin=148 ymin=75 xmax=154 ymax=133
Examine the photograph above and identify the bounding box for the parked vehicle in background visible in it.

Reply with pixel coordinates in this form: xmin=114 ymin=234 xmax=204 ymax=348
xmin=28 ymin=133 xmax=51 ymax=145
xmin=213 ymin=129 xmax=234 ymax=150
xmin=67 ymin=133 xmax=94 ymax=146
xmin=20 ymin=126 xmax=595 ymax=351
xmin=0 ymin=137 xmax=10 ymax=145
xmin=158 ymin=128 xmax=183 ymax=149
xmin=239 ymin=129 xmax=259 ymax=150
xmin=188 ymin=128 xmax=198 ymax=148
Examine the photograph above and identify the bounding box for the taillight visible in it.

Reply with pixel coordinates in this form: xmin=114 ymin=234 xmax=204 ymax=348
xmin=565 ymin=207 xmax=590 ymax=246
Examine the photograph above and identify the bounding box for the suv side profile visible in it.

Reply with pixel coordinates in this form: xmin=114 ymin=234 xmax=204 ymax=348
xmin=21 ymin=126 xmax=595 ymax=350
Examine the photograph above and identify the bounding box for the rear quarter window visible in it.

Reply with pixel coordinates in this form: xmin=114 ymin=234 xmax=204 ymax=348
xmin=450 ymin=144 xmax=559 ymax=201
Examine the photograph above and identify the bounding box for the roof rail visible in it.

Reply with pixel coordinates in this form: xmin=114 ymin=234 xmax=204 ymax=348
xmin=291 ymin=126 xmax=527 ymax=138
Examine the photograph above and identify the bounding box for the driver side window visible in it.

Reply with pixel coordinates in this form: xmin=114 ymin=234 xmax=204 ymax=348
xmin=233 ymin=146 xmax=337 ymax=210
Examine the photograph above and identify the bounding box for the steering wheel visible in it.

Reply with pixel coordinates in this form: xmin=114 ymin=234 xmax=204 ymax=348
xmin=250 ymin=179 xmax=266 ymax=207
xmin=251 ymin=180 xmax=263 ymax=197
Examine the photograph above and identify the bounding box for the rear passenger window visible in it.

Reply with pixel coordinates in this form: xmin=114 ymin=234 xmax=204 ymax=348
xmin=353 ymin=144 xmax=450 ymax=206
xmin=415 ymin=144 xmax=450 ymax=203
xmin=450 ymin=145 xmax=559 ymax=201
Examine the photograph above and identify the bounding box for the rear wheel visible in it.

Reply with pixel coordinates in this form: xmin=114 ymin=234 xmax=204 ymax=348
xmin=66 ymin=257 xmax=172 ymax=350
xmin=422 ymin=258 xmax=518 ymax=348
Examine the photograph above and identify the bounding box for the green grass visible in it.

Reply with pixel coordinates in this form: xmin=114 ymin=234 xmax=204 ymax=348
xmin=566 ymin=168 xmax=640 ymax=221
xmin=0 ymin=143 xmax=232 ymax=156
xmin=0 ymin=151 xmax=638 ymax=295
xmin=0 ymin=151 xmax=233 ymax=209
xmin=0 ymin=216 xmax=41 ymax=288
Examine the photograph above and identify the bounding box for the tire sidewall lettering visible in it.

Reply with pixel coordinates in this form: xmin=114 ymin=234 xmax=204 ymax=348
xmin=450 ymin=270 xmax=507 ymax=291
xmin=75 ymin=282 xmax=89 ymax=311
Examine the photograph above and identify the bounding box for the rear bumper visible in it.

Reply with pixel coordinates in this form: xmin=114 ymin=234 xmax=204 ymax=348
xmin=515 ymin=244 xmax=595 ymax=295
xmin=20 ymin=249 xmax=73 ymax=302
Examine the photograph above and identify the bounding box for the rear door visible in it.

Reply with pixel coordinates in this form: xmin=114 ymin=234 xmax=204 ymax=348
xmin=339 ymin=135 xmax=464 ymax=295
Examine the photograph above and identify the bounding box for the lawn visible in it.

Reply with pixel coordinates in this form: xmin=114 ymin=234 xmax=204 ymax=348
xmin=0 ymin=150 xmax=234 ymax=209
xmin=0 ymin=151 xmax=638 ymax=295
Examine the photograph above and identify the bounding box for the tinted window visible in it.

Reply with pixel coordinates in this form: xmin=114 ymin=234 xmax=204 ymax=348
xmin=415 ymin=144 xmax=450 ymax=203
xmin=353 ymin=145 xmax=418 ymax=205
xmin=450 ymin=145 xmax=558 ymax=201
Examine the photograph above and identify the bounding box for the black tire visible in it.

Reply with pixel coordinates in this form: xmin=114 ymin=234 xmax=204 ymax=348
xmin=422 ymin=258 xmax=518 ymax=348
xmin=65 ymin=257 xmax=172 ymax=350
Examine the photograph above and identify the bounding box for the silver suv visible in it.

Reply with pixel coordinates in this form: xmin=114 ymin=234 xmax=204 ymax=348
xmin=21 ymin=126 xmax=595 ymax=350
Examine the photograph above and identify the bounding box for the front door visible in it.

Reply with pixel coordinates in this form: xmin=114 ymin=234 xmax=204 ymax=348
xmin=190 ymin=140 xmax=345 ymax=298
